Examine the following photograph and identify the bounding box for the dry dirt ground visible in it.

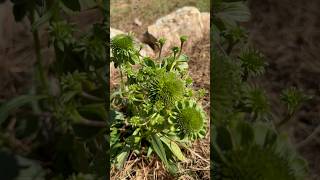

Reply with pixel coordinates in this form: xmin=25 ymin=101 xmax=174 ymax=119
xmin=248 ymin=0 xmax=320 ymax=179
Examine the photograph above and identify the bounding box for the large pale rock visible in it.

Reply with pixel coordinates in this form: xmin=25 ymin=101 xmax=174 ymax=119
xmin=110 ymin=28 xmax=125 ymax=39
xmin=143 ymin=7 xmax=206 ymax=54
xmin=201 ymin=12 xmax=210 ymax=35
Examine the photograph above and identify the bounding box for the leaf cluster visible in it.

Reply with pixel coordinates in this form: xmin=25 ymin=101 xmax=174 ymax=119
xmin=110 ymin=34 xmax=207 ymax=173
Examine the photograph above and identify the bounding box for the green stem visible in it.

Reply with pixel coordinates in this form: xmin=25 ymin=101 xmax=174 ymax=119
xmin=29 ymin=12 xmax=48 ymax=95
xmin=119 ymin=65 xmax=125 ymax=96
xmin=169 ymin=61 xmax=177 ymax=72
xmin=158 ymin=46 xmax=163 ymax=59
xmin=177 ymin=42 xmax=184 ymax=59
xmin=81 ymin=92 xmax=103 ymax=101
xmin=276 ymin=111 xmax=296 ymax=129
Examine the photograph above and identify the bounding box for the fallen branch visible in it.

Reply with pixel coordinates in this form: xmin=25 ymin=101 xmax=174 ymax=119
xmin=297 ymin=123 xmax=320 ymax=148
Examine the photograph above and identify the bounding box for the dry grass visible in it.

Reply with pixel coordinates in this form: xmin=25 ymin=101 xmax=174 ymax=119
xmin=110 ymin=133 xmax=210 ymax=180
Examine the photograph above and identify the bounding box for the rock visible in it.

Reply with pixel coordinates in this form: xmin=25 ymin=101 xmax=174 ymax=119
xmin=134 ymin=18 xmax=142 ymax=27
xmin=143 ymin=7 xmax=206 ymax=54
xmin=110 ymin=28 xmax=125 ymax=39
xmin=201 ymin=12 xmax=210 ymax=35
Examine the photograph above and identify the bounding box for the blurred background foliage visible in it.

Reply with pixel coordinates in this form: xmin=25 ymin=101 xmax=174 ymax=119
xmin=211 ymin=0 xmax=310 ymax=179
xmin=0 ymin=0 xmax=108 ymax=179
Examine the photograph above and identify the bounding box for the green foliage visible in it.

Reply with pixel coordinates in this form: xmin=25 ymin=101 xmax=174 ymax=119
xmin=149 ymin=71 xmax=185 ymax=107
xmin=0 ymin=0 xmax=108 ymax=178
xmin=171 ymin=100 xmax=206 ymax=140
xmin=239 ymin=47 xmax=267 ymax=78
xmin=213 ymin=121 xmax=308 ymax=180
xmin=280 ymin=87 xmax=311 ymax=115
xmin=212 ymin=0 xmax=310 ymax=179
xmin=111 ymin=34 xmax=139 ymax=67
xmin=242 ymin=85 xmax=270 ymax=121
xmin=111 ymin=35 xmax=207 ymax=173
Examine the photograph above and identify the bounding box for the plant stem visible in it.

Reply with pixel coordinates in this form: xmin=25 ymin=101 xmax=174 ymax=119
xmin=29 ymin=12 xmax=48 ymax=95
xmin=158 ymin=46 xmax=163 ymax=59
xmin=81 ymin=92 xmax=103 ymax=101
xmin=119 ymin=66 xmax=124 ymax=91
xmin=276 ymin=111 xmax=296 ymax=129
xmin=177 ymin=41 xmax=184 ymax=59
xmin=297 ymin=124 xmax=320 ymax=148
xmin=77 ymin=118 xmax=106 ymax=128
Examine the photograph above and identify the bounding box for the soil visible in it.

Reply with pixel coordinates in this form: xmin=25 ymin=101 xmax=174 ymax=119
xmin=248 ymin=0 xmax=320 ymax=179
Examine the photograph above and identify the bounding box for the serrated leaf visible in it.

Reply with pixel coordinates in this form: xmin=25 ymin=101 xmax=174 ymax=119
xmin=31 ymin=4 xmax=56 ymax=31
xmin=216 ymin=2 xmax=250 ymax=27
xmin=160 ymin=136 xmax=186 ymax=161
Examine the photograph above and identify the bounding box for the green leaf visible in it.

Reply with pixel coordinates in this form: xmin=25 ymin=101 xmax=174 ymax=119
xmin=216 ymin=2 xmax=250 ymax=27
xmin=61 ymin=91 xmax=78 ymax=103
xmin=115 ymin=145 xmax=130 ymax=169
xmin=109 ymin=110 xmax=124 ymax=126
xmin=147 ymin=147 xmax=153 ymax=157
xmin=0 ymin=95 xmax=46 ymax=124
xmin=150 ymin=134 xmax=168 ymax=166
xmin=79 ymin=0 xmax=97 ymax=10
xmin=61 ymin=0 xmax=81 ymax=11
xmin=31 ymin=4 xmax=56 ymax=31
xmin=160 ymin=136 xmax=186 ymax=161
xmin=253 ymin=123 xmax=269 ymax=146
xmin=177 ymin=54 xmax=189 ymax=62
xmin=236 ymin=121 xmax=254 ymax=146
xmin=132 ymin=128 xmax=140 ymax=136
xmin=16 ymin=155 xmax=45 ymax=180
xmin=144 ymin=57 xmax=156 ymax=68
xmin=78 ymin=103 xmax=107 ymax=121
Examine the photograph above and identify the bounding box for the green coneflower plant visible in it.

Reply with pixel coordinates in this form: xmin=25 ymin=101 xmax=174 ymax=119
xmin=110 ymin=34 xmax=207 ymax=173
